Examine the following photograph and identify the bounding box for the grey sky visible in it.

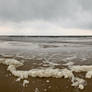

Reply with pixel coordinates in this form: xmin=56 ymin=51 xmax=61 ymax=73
xmin=0 ymin=0 xmax=92 ymax=35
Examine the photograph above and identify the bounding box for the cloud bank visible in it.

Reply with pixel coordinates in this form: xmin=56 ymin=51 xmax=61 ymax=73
xmin=0 ymin=0 xmax=92 ymax=35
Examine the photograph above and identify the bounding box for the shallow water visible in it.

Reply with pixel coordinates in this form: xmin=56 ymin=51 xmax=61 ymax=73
xmin=0 ymin=36 xmax=92 ymax=92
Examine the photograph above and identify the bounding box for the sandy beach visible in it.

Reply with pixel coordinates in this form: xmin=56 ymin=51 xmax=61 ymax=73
xmin=0 ymin=36 xmax=92 ymax=92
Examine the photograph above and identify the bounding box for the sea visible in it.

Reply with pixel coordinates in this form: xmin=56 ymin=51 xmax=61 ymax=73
xmin=0 ymin=36 xmax=92 ymax=92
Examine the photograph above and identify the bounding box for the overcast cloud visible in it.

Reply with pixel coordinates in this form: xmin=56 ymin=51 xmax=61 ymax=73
xmin=0 ymin=0 xmax=92 ymax=35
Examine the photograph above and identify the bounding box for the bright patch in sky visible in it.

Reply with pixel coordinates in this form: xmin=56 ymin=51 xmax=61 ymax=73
xmin=0 ymin=21 xmax=92 ymax=35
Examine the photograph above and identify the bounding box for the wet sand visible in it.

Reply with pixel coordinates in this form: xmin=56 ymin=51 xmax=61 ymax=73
xmin=1 ymin=60 xmax=92 ymax=92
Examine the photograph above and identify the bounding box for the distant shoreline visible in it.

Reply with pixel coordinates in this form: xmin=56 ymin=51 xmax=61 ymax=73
xmin=0 ymin=35 xmax=92 ymax=37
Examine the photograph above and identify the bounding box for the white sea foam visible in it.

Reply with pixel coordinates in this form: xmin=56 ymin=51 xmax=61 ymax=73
xmin=1 ymin=58 xmax=92 ymax=90
xmin=71 ymin=77 xmax=85 ymax=90
xmin=63 ymin=62 xmax=74 ymax=66
xmin=85 ymin=71 xmax=92 ymax=78
xmin=42 ymin=58 xmax=59 ymax=67
xmin=35 ymin=88 xmax=40 ymax=92
xmin=62 ymin=56 xmax=77 ymax=62
xmin=71 ymin=65 xmax=92 ymax=72
xmin=23 ymin=80 xmax=29 ymax=87
xmin=80 ymin=57 xmax=87 ymax=61
xmin=46 ymin=80 xmax=50 ymax=83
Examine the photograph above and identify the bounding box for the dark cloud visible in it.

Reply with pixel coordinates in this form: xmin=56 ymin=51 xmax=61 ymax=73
xmin=0 ymin=0 xmax=92 ymax=29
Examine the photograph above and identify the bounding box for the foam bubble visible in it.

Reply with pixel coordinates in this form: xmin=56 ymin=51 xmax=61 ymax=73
xmin=46 ymin=80 xmax=50 ymax=83
xmin=23 ymin=80 xmax=29 ymax=87
xmin=86 ymin=71 xmax=92 ymax=78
